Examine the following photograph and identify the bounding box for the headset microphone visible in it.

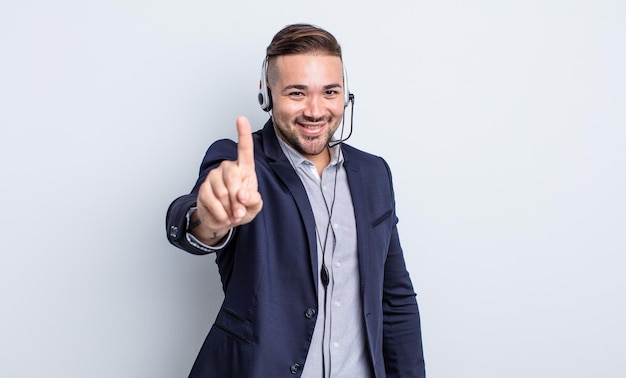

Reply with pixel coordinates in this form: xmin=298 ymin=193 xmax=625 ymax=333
xmin=328 ymin=93 xmax=355 ymax=147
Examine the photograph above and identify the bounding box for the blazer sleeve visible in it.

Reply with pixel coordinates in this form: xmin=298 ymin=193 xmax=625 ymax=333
xmin=380 ymin=160 xmax=426 ymax=378
xmin=165 ymin=138 xmax=239 ymax=255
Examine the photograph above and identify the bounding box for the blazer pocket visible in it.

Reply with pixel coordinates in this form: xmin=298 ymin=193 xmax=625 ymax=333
xmin=214 ymin=307 xmax=251 ymax=344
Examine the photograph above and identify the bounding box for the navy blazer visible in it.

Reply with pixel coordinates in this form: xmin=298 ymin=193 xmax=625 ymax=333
xmin=166 ymin=120 xmax=425 ymax=377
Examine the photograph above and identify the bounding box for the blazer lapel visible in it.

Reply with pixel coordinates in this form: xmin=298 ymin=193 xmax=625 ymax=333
xmin=343 ymin=150 xmax=370 ymax=298
xmin=260 ymin=120 xmax=321 ymax=292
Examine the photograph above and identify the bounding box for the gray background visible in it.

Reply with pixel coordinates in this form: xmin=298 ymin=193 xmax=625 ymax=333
xmin=1 ymin=0 xmax=624 ymax=377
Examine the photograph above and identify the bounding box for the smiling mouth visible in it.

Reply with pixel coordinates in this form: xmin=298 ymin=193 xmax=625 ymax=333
xmin=297 ymin=121 xmax=326 ymax=135
xmin=299 ymin=123 xmax=324 ymax=129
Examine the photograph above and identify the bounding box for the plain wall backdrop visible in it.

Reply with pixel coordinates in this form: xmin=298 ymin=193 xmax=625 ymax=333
xmin=1 ymin=1 xmax=624 ymax=377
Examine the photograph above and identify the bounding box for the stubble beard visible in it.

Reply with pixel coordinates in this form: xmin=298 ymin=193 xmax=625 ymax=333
xmin=275 ymin=117 xmax=339 ymax=157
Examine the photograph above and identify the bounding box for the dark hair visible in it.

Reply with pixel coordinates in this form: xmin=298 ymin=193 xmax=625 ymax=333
xmin=266 ymin=23 xmax=342 ymax=59
xmin=265 ymin=24 xmax=342 ymax=83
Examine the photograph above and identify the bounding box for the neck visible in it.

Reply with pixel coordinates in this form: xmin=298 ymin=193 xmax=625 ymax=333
xmin=308 ymin=148 xmax=330 ymax=177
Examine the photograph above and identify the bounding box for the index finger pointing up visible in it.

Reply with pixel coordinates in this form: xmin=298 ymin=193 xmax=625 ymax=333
xmin=236 ymin=116 xmax=255 ymax=172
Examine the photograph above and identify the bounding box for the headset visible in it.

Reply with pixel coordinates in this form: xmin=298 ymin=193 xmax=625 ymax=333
xmin=257 ymin=57 xmax=353 ymax=112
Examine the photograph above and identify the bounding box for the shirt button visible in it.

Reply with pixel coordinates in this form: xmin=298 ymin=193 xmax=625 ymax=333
xmin=305 ymin=308 xmax=316 ymax=319
xmin=333 ymin=342 xmax=340 ymax=348
xmin=290 ymin=363 xmax=301 ymax=374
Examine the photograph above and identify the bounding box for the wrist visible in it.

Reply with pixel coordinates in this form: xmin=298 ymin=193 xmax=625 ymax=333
xmin=187 ymin=207 xmax=231 ymax=246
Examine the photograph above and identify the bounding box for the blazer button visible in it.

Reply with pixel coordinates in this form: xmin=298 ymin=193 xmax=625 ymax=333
xmin=290 ymin=363 xmax=301 ymax=374
xmin=305 ymin=308 xmax=316 ymax=319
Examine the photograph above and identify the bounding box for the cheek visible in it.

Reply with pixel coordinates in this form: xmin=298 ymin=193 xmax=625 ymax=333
xmin=330 ymin=101 xmax=346 ymax=116
xmin=273 ymin=99 xmax=303 ymax=116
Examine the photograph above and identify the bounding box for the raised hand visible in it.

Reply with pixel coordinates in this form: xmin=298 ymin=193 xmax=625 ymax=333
xmin=191 ymin=116 xmax=263 ymax=245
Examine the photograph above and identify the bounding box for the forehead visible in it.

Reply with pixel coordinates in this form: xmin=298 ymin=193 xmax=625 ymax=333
xmin=271 ymin=54 xmax=343 ymax=84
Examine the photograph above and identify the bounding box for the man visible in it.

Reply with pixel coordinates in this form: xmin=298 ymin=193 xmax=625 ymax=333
xmin=166 ymin=23 xmax=425 ymax=377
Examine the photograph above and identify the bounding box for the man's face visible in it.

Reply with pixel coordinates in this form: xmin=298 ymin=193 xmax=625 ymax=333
xmin=269 ymin=53 xmax=346 ymax=161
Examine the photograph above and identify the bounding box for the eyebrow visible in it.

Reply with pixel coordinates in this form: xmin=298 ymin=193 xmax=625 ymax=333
xmin=281 ymin=83 xmax=343 ymax=92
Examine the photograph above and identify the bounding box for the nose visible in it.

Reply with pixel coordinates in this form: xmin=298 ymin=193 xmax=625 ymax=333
xmin=303 ymin=95 xmax=324 ymax=120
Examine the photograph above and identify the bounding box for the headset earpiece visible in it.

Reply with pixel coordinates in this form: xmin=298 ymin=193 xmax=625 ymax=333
xmin=258 ymin=58 xmax=272 ymax=112
xmin=342 ymin=64 xmax=351 ymax=108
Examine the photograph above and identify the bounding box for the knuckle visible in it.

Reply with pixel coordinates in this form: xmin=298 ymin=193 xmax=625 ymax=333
xmin=213 ymin=186 xmax=229 ymax=201
xmin=206 ymin=199 xmax=228 ymax=220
